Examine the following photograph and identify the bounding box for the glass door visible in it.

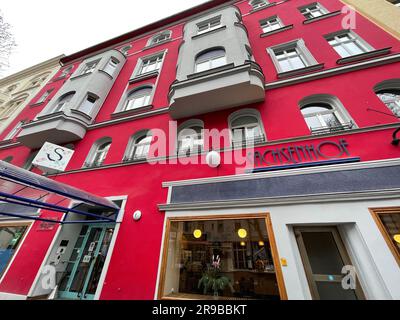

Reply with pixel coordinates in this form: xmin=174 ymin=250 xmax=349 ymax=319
xmin=295 ymin=226 xmax=365 ymax=300
xmin=58 ymin=225 xmax=114 ymax=300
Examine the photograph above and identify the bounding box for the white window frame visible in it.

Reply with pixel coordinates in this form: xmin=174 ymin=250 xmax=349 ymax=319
xmin=197 ymin=16 xmax=222 ymax=35
xmin=124 ymin=86 xmax=153 ymax=111
xmin=120 ymin=45 xmax=132 ymax=56
xmin=195 ymin=48 xmax=227 ymax=73
xmin=84 ymin=138 xmax=112 ymax=168
xmin=37 ymin=89 xmax=54 ymax=104
xmin=250 ymin=0 xmax=269 ymax=10
xmin=228 ymin=109 xmax=266 ymax=147
xmin=267 ymin=39 xmax=318 ymax=74
xmin=260 ymin=15 xmax=284 ymax=33
xmin=78 ymin=94 xmax=98 ymax=115
xmin=374 ymin=79 xmax=400 ymax=118
xmin=147 ymin=31 xmax=171 ymax=47
xmin=50 ymin=92 xmax=75 ymax=114
xmin=135 ymin=53 xmax=165 ymax=76
xmin=102 ymin=57 xmax=120 ymax=77
xmin=325 ymin=30 xmax=374 ymax=58
xmin=124 ymin=131 xmax=153 ymax=161
xmin=4 ymin=121 xmax=24 ymax=140
xmin=80 ymin=60 xmax=100 ymax=75
xmin=177 ymin=120 xmax=204 ymax=155
xmin=299 ymin=2 xmax=328 ymax=19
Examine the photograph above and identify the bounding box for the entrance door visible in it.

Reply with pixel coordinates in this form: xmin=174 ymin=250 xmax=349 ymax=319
xmin=58 ymin=225 xmax=114 ymax=300
xmin=294 ymin=226 xmax=365 ymax=300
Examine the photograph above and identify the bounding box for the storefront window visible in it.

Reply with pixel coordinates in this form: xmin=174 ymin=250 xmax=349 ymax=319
xmin=0 ymin=225 xmax=28 ymax=276
xmin=161 ymin=217 xmax=281 ymax=300
xmin=373 ymin=210 xmax=400 ymax=263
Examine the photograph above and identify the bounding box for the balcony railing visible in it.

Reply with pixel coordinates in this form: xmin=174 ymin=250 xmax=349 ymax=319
xmin=310 ymin=122 xmax=354 ymax=135
xmin=83 ymin=160 xmax=104 ymax=168
xmin=232 ymin=134 xmax=266 ymax=148
xmin=122 ymin=155 xmax=147 ymax=163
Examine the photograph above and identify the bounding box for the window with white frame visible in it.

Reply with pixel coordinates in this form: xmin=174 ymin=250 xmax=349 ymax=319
xmin=149 ymin=31 xmax=171 ymax=46
xmin=260 ymin=16 xmax=283 ymax=33
xmin=250 ymin=0 xmax=269 ymax=10
xmin=124 ymin=86 xmax=152 ymax=111
xmin=195 ymin=48 xmax=227 ymax=73
xmin=299 ymin=3 xmax=328 ymax=19
xmin=125 ymin=132 xmax=152 ymax=161
xmin=4 ymin=121 xmax=24 ymax=140
xmin=85 ymin=139 xmax=111 ymax=168
xmin=229 ymin=111 xmax=264 ymax=146
xmin=37 ymin=89 xmax=54 ymax=104
xmin=299 ymin=95 xmax=354 ymax=134
xmin=197 ymin=16 xmax=222 ymax=35
xmin=51 ymin=92 xmax=75 ymax=114
xmin=60 ymin=66 xmax=73 ymax=78
xmin=103 ymin=57 xmax=119 ymax=76
xmin=80 ymin=60 xmax=100 ymax=75
xmin=325 ymin=31 xmax=373 ymax=58
xmin=120 ymin=45 xmax=132 ymax=56
xmin=268 ymin=40 xmax=318 ymax=73
xmin=139 ymin=54 xmax=163 ymax=75
xmin=78 ymin=94 xmax=98 ymax=115
xmin=177 ymin=121 xmax=204 ymax=155
xmin=376 ymin=90 xmax=400 ymax=117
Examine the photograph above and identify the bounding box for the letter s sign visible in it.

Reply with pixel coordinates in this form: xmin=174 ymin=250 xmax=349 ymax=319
xmin=47 ymin=148 xmax=64 ymax=162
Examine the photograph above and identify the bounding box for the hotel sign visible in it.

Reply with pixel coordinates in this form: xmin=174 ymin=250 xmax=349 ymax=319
xmin=32 ymin=142 xmax=74 ymax=173
xmin=252 ymin=139 xmax=354 ymax=168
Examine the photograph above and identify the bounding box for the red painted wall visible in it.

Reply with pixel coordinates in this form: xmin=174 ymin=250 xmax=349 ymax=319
xmin=0 ymin=0 xmax=399 ymax=299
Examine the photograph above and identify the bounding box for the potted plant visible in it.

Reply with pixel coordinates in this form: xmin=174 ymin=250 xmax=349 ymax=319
xmin=198 ymin=255 xmax=232 ymax=298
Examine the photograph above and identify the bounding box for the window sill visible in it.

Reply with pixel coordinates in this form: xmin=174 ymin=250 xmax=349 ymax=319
xmin=303 ymin=10 xmax=342 ymax=25
xmin=0 ymin=139 xmax=13 ymax=146
xmin=29 ymin=102 xmax=45 ymax=107
xmin=260 ymin=24 xmax=294 ymax=38
xmin=161 ymin=293 xmax=252 ymax=301
xmin=98 ymin=69 xmax=114 ymax=79
xmin=129 ymin=71 xmax=159 ymax=84
xmin=36 ymin=111 xmax=65 ymax=121
xmin=277 ymin=63 xmax=325 ymax=79
xmin=191 ymin=26 xmax=227 ymax=40
xmin=310 ymin=122 xmax=355 ymax=135
xmin=187 ymin=63 xmax=235 ymax=80
xmin=143 ymin=38 xmax=172 ymax=51
xmin=336 ymin=47 xmax=392 ymax=65
xmin=249 ymin=2 xmax=277 ymax=14
xmin=111 ymin=105 xmax=153 ymax=119
xmin=70 ymin=72 xmax=93 ymax=81
xmin=70 ymin=109 xmax=93 ymax=121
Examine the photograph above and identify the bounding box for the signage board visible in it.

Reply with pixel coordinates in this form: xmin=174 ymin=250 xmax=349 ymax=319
xmin=32 ymin=142 xmax=74 ymax=173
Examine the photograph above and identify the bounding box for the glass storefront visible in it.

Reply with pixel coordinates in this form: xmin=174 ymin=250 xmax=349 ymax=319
xmin=374 ymin=210 xmax=400 ymax=262
xmin=0 ymin=225 xmax=28 ymax=276
xmin=160 ymin=216 xmax=282 ymax=300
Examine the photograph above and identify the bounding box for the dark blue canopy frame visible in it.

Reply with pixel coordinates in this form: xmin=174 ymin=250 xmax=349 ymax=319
xmin=0 ymin=160 xmax=120 ymax=224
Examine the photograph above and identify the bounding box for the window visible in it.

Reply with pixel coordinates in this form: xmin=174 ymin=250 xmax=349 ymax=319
xmin=124 ymin=87 xmax=152 ymax=111
xmin=325 ymin=31 xmax=373 ymax=58
xmin=177 ymin=120 xmax=204 ymax=155
xmin=159 ymin=215 xmax=283 ymax=300
xmin=60 ymin=66 xmax=73 ymax=78
xmin=51 ymin=92 xmax=75 ymax=114
xmin=37 ymin=89 xmax=54 ymax=104
xmin=260 ymin=16 xmax=283 ymax=33
xmin=4 ymin=121 xmax=24 ymax=140
xmin=229 ymin=109 xmax=265 ymax=147
xmin=28 ymin=73 xmax=49 ymax=88
xmin=371 ymin=208 xmax=400 ymax=265
xmin=124 ymin=132 xmax=152 ymax=161
xmin=374 ymin=80 xmax=400 ymax=118
xmin=103 ymin=57 xmax=119 ymax=76
xmin=267 ymin=39 xmax=318 ymax=74
xmin=120 ymin=45 xmax=132 ymax=56
xmin=250 ymin=0 xmax=269 ymax=10
xmin=299 ymin=95 xmax=355 ymax=134
xmin=139 ymin=54 xmax=163 ymax=75
xmin=78 ymin=94 xmax=98 ymax=115
xmin=84 ymin=138 xmax=112 ymax=168
xmin=148 ymin=31 xmax=171 ymax=46
xmin=197 ymin=16 xmax=221 ymax=35
xmin=80 ymin=60 xmax=99 ymax=75
xmin=195 ymin=48 xmax=227 ymax=73
xmin=299 ymin=3 xmax=328 ymax=19
xmin=0 ymin=225 xmax=29 ymax=277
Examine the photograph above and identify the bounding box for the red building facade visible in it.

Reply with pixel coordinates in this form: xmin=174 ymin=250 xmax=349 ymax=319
xmin=0 ymin=0 xmax=399 ymax=300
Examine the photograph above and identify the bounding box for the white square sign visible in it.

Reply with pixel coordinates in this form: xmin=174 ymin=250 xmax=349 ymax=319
xmin=32 ymin=142 xmax=74 ymax=173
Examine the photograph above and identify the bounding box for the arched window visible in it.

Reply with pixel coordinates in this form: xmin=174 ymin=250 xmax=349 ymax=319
xmin=148 ymin=31 xmax=171 ymax=47
xmin=51 ymin=92 xmax=75 ymax=114
xmin=84 ymin=138 xmax=112 ymax=168
xmin=299 ymin=94 xmax=355 ymax=134
xmin=374 ymin=80 xmax=400 ymax=118
xmin=229 ymin=109 xmax=265 ymax=146
xmin=120 ymin=45 xmax=132 ymax=56
xmin=195 ymin=48 xmax=227 ymax=73
xmin=124 ymin=131 xmax=152 ymax=162
xmin=29 ymin=73 xmax=50 ymax=88
xmin=177 ymin=120 xmax=204 ymax=155
xmin=250 ymin=0 xmax=269 ymax=10
xmin=124 ymin=86 xmax=153 ymax=111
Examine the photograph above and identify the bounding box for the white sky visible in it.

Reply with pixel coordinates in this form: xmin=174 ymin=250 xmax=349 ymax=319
xmin=0 ymin=0 xmax=208 ymax=78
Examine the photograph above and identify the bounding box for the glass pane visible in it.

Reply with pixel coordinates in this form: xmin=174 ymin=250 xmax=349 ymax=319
xmin=211 ymin=56 xmax=227 ymax=69
xmin=289 ymin=56 xmax=306 ymax=70
xmin=343 ymin=42 xmax=365 ymax=56
xmin=163 ymin=218 xmax=280 ymax=300
xmin=316 ymin=281 xmax=358 ymax=300
xmin=301 ymin=106 xmax=331 ymax=115
xmin=196 ymin=61 xmax=210 ymax=73
xmin=378 ymin=213 xmax=400 ymax=256
xmin=333 ymin=45 xmax=350 ymax=58
xmin=322 ymin=113 xmax=341 ymax=128
xmin=0 ymin=226 xmax=27 ymax=275
xmin=304 ymin=116 xmax=322 ymax=130
xmin=278 ymin=59 xmax=292 ymax=72
xmin=301 ymin=232 xmax=345 ymax=275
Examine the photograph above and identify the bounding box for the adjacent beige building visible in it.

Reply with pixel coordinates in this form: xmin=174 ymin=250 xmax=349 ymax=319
xmin=0 ymin=56 xmax=64 ymax=135
xmin=341 ymin=0 xmax=400 ymax=39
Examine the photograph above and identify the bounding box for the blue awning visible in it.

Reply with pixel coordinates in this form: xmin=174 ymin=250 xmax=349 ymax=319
xmin=0 ymin=160 xmax=119 ymax=224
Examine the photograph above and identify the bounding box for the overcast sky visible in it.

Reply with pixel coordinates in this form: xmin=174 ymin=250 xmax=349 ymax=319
xmin=0 ymin=0 xmax=208 ymax=78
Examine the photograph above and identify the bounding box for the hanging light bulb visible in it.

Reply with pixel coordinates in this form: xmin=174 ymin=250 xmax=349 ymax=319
xmin=258 ymin=241 xmax=265 ymax=246
xmin=238 ymin=228 xmax=247 ymax=239
xmin=394 ymin=234 xmax=400 ymax=244
xmin=193 ymin=229 xmax=202 ymax=239
xmin=240 ymin=241 xmax=246 ymax=247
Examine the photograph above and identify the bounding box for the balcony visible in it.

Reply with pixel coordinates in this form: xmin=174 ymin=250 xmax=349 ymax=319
xmin=17 ymin=112 xmax=88 ymax=149
xmin=168 ymin=61 xmax=265 ymax=119
xmin=310 ymin=122 xmax=354 ymax=135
